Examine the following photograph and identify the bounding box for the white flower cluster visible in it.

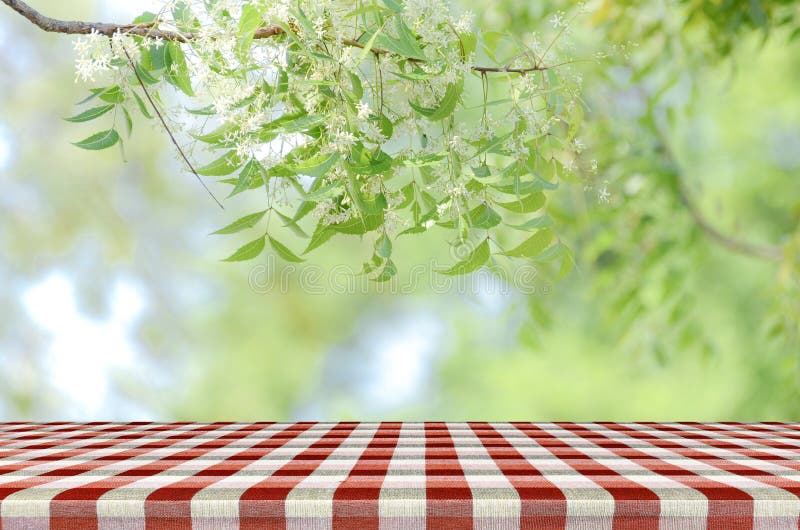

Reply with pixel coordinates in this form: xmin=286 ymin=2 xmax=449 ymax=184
xmin=73 ymin=30 xmax=147 ymax=83
xmin=68 ymin=0 xmax=588 ymax=271
xmin=73 ymin=30 xmax=112 ymax=82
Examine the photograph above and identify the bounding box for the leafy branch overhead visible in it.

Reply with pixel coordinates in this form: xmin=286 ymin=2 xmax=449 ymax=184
xmin=3 ymin=0 xmax=591 ymax=281
xmin=3 ymin=0 xmax=588 ymax=281
xmin=3 ymin=0 xmax=793 ymax=284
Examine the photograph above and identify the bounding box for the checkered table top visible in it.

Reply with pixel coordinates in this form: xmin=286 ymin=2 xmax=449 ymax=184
xmin=2 ymin=423 xmax=800 ymax=529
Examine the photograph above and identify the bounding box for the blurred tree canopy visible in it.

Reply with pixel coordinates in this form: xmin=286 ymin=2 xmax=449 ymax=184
xmin=0 ymin=0 xmax=798 ymax=421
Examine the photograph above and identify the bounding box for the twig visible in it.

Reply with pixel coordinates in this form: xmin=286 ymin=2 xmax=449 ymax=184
xmin=123 ymin=49 xmax=224 ymax=209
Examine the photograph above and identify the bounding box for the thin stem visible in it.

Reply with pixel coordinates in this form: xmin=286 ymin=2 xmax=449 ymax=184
xmin=123 ymin=49 xmax=224 ymax=209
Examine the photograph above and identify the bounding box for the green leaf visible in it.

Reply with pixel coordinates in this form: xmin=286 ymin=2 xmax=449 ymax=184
xmin=72 ymin=129 xmax=120 ymax=150
xmin=134 ymin=63 xmax=159 ymax=85
xmin=458 ymin=30 xmax=477 ymax=57
xmin=219 ymin=175 xmax=262 ymax=192
xmin=172 ymin=1 xmax=196 ymax=29
xmin=437 ymin=239 xmax=491 ymax=275
xmin=197 ymin=150 xmax=242 ymax=176
xmin=64 ymin=105 xmax=114 ymax=123
xmin=566 ymin=102 xmax=583 ymax=141
xmin=481 ymin=31 xmax=506 ymax=63
xmin=229 ymin=159 xmax=265 ymax=198
xmin=365 ymin=16 xmax=427 ymax=61
xmin=303 ymin=182 xmax=344 ymax=202
xmin=186 ymin=105 xmax=216 ymax=116
xmin=192 ymin=122 xmax=239 ymax=146
xmin=748 ymin=0 xmax=767 ymax=27
xmin=238 ymin=4 xmax=263 ymax=56
xmin=409 ymin=81 xmax=463 ymax=121
xmin=372 ymin=258 xmax=397 ymax=282
xmin=304 ymin=51 xmax=336 ymax=63
xmin=502 ymin=229 xmax=554 ymax=258
xmin=281 ymin=114 xmax=325 ymax=134
xmin=556 ymin=244 xmax=575 ymax=279
xmin=212 ymin=210 xmax=267 ymax=235
xmin=348 ymin=72 xmax=363 ymax=100
xmin=491 ymin=177 xmax=553 ymax=195
xmin=222 ymin=236 xmax=266 ymax=262
xmin=133 ymin=11 xmax=157 ymax=24
xmin=268 ymin=236 xmax=305 ymax=262
xmin=276 ymin=68 xmax=289 ymax=94
xmin=402 ymin=153 xmax=446 ymax=167
xmin=468 ymin=203 xmax=502 ymax=229
xmin=87 ymin=86 xmax=125 ymax=104
xmin=348 ymin=174 xmax=388 ymax=216
xmin=466 ymin=178 xmax=485 ymax=194
xmin=346 ymin=146 xmax=393 ymax=175
xmin=290 ymin=152 xmax=340 ymax=179
xmin=533 ymin=241 xmax=574 ymax=279
xmin=377 ymin=114 xmax=393 ymax=138
xmin=382 ymin=0 xmax=403 ymax=12
xmin=304 ymin=222 xmax=336 ymax=253
xmin=398 ymin=226 xmax=426 ymax=236
xmin=391 ymin=16 xmax=426 ymax=60
xmin=257 ymin=111 xmax=306 ymax=135
xmin=506 ymin=215 xmax=554 ymax=231
xmin=360 ymin=253 xmax=382 ymax=275
xmin=132 ymin=92 xmax=153 ymax=119
xmin=333 ymin=211 xmax=384 ymax=234
xmin=166 ymin=43 xmax=194 ymax=96
xmin=356 ymin=19 xmax=388 ymax=66
xmin=148 ymin=43 xmax=170 ymax=71
xmin=473 ymin=132 xmax=513 ymax=157
xmin=292 ymin=6 xmax=316 ymax=39
xmin=496 ymin=192 xmax=546 ymax=213
xmin=121 ymin=106 xmax=133 ymax=137
xmin=375 ymin=233 xmax=392 ymax=258
xmin=396 ymin=182 xmax=415 ymax=209
xmin=276 ymin=211 xmax=309 ymax=238
xmin=471 ymin=164 xmax=491 ymax=178
xmin=292 ymin=199 xmax=317 ymax=224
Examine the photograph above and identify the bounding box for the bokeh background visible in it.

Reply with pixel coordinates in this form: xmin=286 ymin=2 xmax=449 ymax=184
xmin=1 ymin=0 xmax=799 ymax=421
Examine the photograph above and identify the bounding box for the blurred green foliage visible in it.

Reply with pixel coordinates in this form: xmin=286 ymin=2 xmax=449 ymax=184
xmin=0 ymin=0 xmax=798 ymax=421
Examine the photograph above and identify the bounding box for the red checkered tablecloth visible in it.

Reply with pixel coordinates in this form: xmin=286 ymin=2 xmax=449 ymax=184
xmin=2 ymin=422 xmax=800 ymax=529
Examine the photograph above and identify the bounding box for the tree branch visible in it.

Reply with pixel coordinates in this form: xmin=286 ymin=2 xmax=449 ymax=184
xmin=674 ymin=178 xmax=783 ymax=262
xmin=472 ymin=65 xmax=547 ymax=74
xmin=7 ymin=0 xmax=783 ymax=255
xmin=1 ymin=0 xmax=283 ymax=40
xmin=655 ymin=127 xmax=784 ymax=263
xmin=1 ymin=0 xmax=548 ymax=74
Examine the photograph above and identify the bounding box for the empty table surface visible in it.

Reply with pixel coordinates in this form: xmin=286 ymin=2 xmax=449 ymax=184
xmin=2 ymin=422 xmax=800 ymax=529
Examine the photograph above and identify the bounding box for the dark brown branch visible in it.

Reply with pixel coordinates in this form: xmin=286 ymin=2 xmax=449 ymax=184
xmin=1 ymin=0 xmax=282 ymax=41
xmin=2 ymin=0 xmax=549 ymax=74
xmin=656 ymin=128 xmax=784 ymax=263
xmin=123 ymin=49 xmax=224 ymax=209
xmin=472 ymin=65 xmax=547 ymax=74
